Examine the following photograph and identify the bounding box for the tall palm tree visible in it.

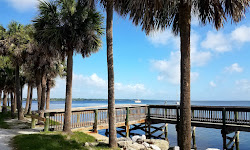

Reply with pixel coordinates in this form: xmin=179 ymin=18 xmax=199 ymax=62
xmin=115 ymin=0 xmax=249 ymax=149
xmin=0 ymin=21 xmax=31 ymax=120
xmin=105 ymin=0 xmax=117 ymax=147
xmin=34 ymin=0 xmax=103 ymax=133
xmin=89 ymin=0 xmax=117 ymax=147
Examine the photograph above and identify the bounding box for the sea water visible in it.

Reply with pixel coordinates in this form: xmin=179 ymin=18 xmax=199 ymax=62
xmin=22 ymin=99 xmax=250 ymax=150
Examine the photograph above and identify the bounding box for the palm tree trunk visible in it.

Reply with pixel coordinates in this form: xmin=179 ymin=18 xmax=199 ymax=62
xmin=46 ymin=79 xmax=51 ymax=110
xmin=2 ymin=90 xmax=8 ymax=114
xmin=179 ymin=1 xmax=191 ymax=149
xmin=7 ymin=93 xmax=10 ymax=107
xmin=63 ymin=49 xmax=73 ymax=133
xmin=11 ymin=92 xmax=15 ymax=118
xmin=106 ymin=0 xmax=117 ymax=148
xmin=40 ymin=70 xmax=46 ymax=117
xmin=15 ymin=64 xmax=24 ymax=120
xmin=0 ymin=90 xmax=2 ymax=111
xmin=36 ymin=71 xmax=42 ymax=111
xmin=24 ymin=84 xmax=31 ymax=114
xmin=28 ymin=86 xmax=33 ymax=114
xmin=13 ymin=92 xmax=16 ymax=112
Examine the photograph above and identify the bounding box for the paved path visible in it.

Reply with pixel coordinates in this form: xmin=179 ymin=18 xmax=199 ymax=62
xmin=0 ymin=128 xmax=40 ymax=150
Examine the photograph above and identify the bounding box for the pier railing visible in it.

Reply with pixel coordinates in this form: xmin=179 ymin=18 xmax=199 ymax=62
xmin=149 ymin=105 xmax=250 ymax=127
xmin=43 ymin=104 xmax=147 ymax=131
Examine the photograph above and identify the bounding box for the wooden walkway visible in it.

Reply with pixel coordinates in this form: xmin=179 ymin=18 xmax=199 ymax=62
xmin=32 ymin=104 xmax=250 ymax=150
xmin=44 ymin=104 xmax=147 ymax=132
xmin=149 ymin=105 xmax=250 ymax=132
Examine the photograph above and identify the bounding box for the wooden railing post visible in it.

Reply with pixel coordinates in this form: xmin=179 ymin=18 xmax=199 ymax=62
xmin=93 ymin=109 xmax=98 ymax=133
xmin=77 ymin=113 xmax=80 ymax=124
xmin=31 ymin=117 xmax=36 ymax=129
xmin=234 ymin=111 xmax=238 ymax=123
xmin=126 ymin=107 xmax=130 ymax=137
xmin=44 ymin=113 xmax=49 ymax=132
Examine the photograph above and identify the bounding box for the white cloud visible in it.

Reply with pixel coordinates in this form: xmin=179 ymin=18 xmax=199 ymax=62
xmin=224 ymin=63 xmax=243 ymax=73
xmin=201 ymin=31 xmax=232 ymax=52
xmin=147 ymin=30 xmax=179 ymax=47
xmin=151 ymin=54 xmax=199 ymax=85
xmin=231 ymin=26 xmax=250 ymax=43
xmin=49 ymin=73 xmax=151 ymax=99
xmin=235 ymin=79 xmax=250 ymax=92
xmin=5 ymin=0 xmax=39 ymax=11
xmin=191 ymin=33 xmax=212 ymax=66
xmin=209 ymin=81 xmax=216 ymax=87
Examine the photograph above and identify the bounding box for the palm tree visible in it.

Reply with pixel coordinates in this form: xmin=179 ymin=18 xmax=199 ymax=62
xmin=105 ymin=0 xmax=117 ymax=147
xmin=0 ymin=21 xmax=31 ymax=120
xmin=89 ymin=0 xmax=118 ymax=147
xmin=34 ymin=0 xmax=103 ymax=133
xmin=115 ymin=0 xmax=249 ymax=149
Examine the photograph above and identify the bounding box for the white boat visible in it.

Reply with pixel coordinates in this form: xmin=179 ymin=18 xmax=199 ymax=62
xmin=176 ymin=102 xmax=180 ymax=105
xmin=135 ymin=99 xmax=141 ymax=103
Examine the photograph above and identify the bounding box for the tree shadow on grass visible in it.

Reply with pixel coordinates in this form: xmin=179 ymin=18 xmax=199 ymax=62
xmin=12 ymin=134 xmax=88 ymax=150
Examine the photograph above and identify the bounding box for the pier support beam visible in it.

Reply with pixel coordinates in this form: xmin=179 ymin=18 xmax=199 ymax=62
xmin=192 ymin=126 xmax=197 ymax=149
xmin=164 ymin=124 xmax=168 ymax=141
xmin=126 ymin=107 xmax=130 ymax=137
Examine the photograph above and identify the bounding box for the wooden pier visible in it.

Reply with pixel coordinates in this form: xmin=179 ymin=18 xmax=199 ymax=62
xmin=32 ymin=104 xmax=250 ymax=150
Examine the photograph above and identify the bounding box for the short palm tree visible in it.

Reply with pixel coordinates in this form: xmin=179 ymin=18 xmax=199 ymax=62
xmin=115 ymin=0 xmax=249 ymax=149
xmin=34 ymin=0 xmax=104 ymax=133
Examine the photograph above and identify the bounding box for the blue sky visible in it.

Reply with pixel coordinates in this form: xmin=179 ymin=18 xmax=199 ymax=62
xmin=1 ymin=0 xmax=250 ymax=100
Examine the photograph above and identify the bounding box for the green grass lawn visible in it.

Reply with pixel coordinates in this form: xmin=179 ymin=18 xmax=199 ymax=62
xmin=12 ymin=132 xmax=115 ymax=150
xmin=0 ymin=111 xmax=11 ymax=129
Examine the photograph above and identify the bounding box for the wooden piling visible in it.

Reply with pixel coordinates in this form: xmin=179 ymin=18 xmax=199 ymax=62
xmin=147 ymin=106 xmax=151 ymax=139
xmin=222 ymin=108 xmax=226 ymax=150
xmin=44 ymin=113 xmax=49 ymax=132
xmin=192 ymin=126 xmax=196 ymax=149
xmin=164 ymin=124 xmax=168 ymax=141
xmin=125 ymin=107 xmax=130 ymax=137
xmin=236 ymin=131 xmax=240 ymax=150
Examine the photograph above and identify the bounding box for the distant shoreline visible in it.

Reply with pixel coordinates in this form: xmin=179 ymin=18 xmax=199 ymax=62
xmin=21 ymin=98 xmax=250 ymax=101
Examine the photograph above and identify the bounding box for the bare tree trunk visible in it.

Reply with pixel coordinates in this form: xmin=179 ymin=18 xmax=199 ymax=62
xmin=15 ymin=64 xmax=24 ymax=120
xmin=36 ymin=71 xmax=42 ymax=111
xmin=40 ymin=71 xmax=46 ymax=117
xmin=179 ymin=1 xmax=191 ymax=149
xmin=28 ymin=86 xmax=33 ymax=114
xmin=2 ymin=90 xmax=8 ymax=114
xmin=106 ymin=0 xmax=117 ymax=148
xmin=14 ymin=92 xmax=16 ymax=112
xmin=63 ymin=49 xmax=73 ymax=133
xmin=11 ymin=92 xmax=15 ymax=118
xmin=24 ymin=84 xmax=31 ymax=114
xmin=7 ymin=93 xmax=9 ymax=107
xmin=46 ymin=79 xmax=51 ymax=110
xmin=0 ymin=90 xmax=2 ymax=111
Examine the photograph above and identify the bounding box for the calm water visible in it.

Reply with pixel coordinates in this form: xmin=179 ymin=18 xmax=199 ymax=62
xmin=23 ymin=99 xmax=250 ymax=150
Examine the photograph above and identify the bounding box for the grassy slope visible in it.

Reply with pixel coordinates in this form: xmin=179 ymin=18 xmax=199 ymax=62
xmin=12 ymin=132 xmax=115 ymax=150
